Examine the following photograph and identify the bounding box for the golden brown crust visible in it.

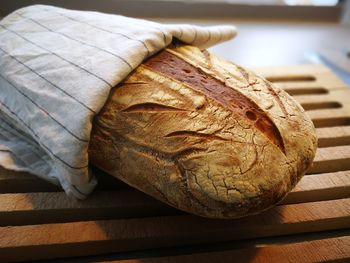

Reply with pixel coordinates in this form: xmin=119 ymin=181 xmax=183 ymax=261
xmin=144 ymin=50 xmax=285 ymax=153
xmin=88 ymin=45 xmax=317 ymax=218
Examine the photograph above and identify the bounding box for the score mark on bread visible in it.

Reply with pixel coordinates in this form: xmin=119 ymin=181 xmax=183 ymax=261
xmin=143 ymin=50 xmax=285 ymax=154
xmin=89 ymin=45 xmax=317 ymax=219
xmin=122 ymin=102 xmax=188 ymax=113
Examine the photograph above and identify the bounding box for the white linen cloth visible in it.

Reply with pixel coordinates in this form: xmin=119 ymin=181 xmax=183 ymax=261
xmin=0 ymin=5 xmax=236 ymax=199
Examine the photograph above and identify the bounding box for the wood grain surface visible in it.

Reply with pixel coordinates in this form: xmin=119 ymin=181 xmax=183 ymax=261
xmin=0 ymin=64 xmax=349 ymax=262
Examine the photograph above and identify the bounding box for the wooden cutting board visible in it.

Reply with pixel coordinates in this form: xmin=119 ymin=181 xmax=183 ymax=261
xmin=1 ymin=64 xmax=349 ymax=262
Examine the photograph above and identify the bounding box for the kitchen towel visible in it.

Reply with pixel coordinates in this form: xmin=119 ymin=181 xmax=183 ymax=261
xmin=0 ymin=5 xmax=236 ymax=198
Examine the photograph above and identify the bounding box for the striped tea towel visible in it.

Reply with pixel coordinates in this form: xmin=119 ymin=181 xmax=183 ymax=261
xmin=0 ymin=5 xmax=236 ymax=199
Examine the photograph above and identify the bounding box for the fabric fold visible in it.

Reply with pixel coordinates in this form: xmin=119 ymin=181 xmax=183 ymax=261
xmin=0 ymin=5 xmax=236 ymax=198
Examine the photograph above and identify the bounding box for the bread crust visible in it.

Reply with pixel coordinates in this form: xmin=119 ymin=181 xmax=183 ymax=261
xmin=89 ymin=45 xmax=317 ymax=218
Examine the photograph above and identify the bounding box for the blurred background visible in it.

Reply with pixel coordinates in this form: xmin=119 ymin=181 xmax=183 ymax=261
xmin=1 ymin=0 xmax=350 ymax=84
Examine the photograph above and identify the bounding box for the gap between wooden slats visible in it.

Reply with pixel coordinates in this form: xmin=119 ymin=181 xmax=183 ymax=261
xmin=0 ymin=198 xmax=349 ymax=262
xmin=285 ymin=87 xmax=329 ymax=96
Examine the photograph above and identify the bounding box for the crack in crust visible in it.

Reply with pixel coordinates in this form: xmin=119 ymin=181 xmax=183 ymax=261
xmin=165 ymin=130 xmax=227 ymax=141
xmin=143 ymin=50 xmax=286 ymax=154
xmin=263 ymin=80 xmax=289 ymax=118
xmin=236 ymin=64 xmax=251 ymax=84
xmin=236 ymin=62 xmax=289 ymax=118
xmin=122 ymin=102 xmax=188 ymax=112
xmin=175 ymin=161 xmax=213 ymax=211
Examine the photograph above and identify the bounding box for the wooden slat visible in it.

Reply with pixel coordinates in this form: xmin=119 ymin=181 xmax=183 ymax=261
xmin=301 ymin=101 xmax=342 ymax=111
xmin=309 ymin=145 xmax=350 ymax=174
xmin=117 ymin=235 xmax=350 ymax=263
xmin=282 ymin=171 xmax=350 ymax=204
xmin=293 ymin=89 xmax=350 ymax=105
xmin=0 ymin=166 xmax=130 ymax=193
xmin=0 ymin=190 xmax=179 ymax=226
xmin=312 ymin=117 xmax=350 ymax=129
xmin=306 ymin=109 xmax=350 ymax=128
xmin=300 ymin=90 xmax=350 ymax=130
xmin=293 ymin=90 xmax=350 ymax=120
xmin=316 ymin=126 xmax=350 ymax=148
xmin=254 ymin=64 xmax=347 ymax=91
xmin=0 ymin=198 xmax=349 ymax=262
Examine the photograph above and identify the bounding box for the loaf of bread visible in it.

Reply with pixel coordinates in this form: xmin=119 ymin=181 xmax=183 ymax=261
xmin=88 ymin=44 xmax=317 ymax=218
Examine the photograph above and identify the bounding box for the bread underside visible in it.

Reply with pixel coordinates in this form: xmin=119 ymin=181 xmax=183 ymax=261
xmin=89 ymin=45 xmax=317 ymax=218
